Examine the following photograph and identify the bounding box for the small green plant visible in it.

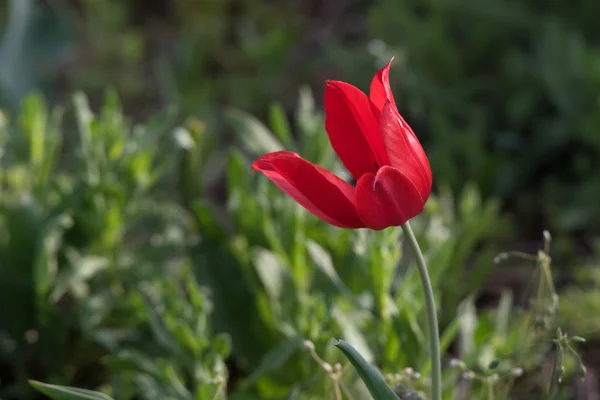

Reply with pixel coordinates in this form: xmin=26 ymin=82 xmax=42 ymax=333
xmin=0 ymin=91 xmax=212 ymax=399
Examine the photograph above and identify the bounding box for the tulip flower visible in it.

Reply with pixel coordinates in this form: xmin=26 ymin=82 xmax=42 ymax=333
xmin=252 ymin=58 xmax=432 ymax=230
xmin=254 ymin=59 xmax=441 ymax=400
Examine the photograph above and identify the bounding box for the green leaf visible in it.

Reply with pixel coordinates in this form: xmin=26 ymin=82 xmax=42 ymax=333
xmin=281 ymin=388 xmax=299 ymax=400
xmin=296 ymin=86 xmax=318 ymax=136
xmin=212 ymin=333 xmax=232 ymax=358
xmin=191 ymin=199 xmax=227 ymax=240
xmin=19 ymin=93 xmax=47 ymax=169
xmin=392 ymin=307 xmax=424 ymax=364
xmin=306 ymin=240 xmax=355 ymax=302
xmin=494 ymin=290 xmax=513 ymax=338
xmin=332 ymin=339 xmax=400 ymax=400
xmin=29 ymin=381 xmax=114 ymax=400
xmin=332 ymin=308 xmax=374 ymax=363
xmin=73 ymin=92 xmax=94 ymax=159
xmin=140 ymin=291 xmax=180 ymax=353
xmin=34 ymin=213 xmax=72 ymax=298
xmin=252 ymin=248 xmax=289 ymax=300
xmin=104 ymin=349 xmax=163 ymax=379
xmin=457 ymin=297 xmax=478 ymax=356
xmin=226 ymin=108 xmax=283 ymax=155
xmin=268 ymin=102 xmax=293 ymax=148
xmin=240 ymin=337 xmax=302 ymax=388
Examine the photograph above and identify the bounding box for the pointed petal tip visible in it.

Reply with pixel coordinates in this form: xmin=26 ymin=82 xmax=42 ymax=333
xmin=252 ymin=151 xmax=300 ymax=172
xmin=325 ymin=80 xmax=354 ymax=92
xmin=379 ymin=57 xmax=395 ymax=75
xmin=370 ymin=58 xmax=398 ymax=120
xmin=252 ymin=155 xmax=270 ymax=172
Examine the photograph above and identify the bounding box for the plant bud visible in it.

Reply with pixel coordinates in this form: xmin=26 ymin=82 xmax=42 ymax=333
xmin=543 ymin=230 xmax=551 ymax=243
xmin=578 ymin=364 xmax=587 ymax=379
xmin=303 ymin=340 xmax=315 ymax=351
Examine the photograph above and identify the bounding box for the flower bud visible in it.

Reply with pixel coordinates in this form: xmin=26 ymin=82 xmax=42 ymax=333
xmin=449 ymin=358 xmax=466 ymax=369
xmin=303 ymin=340 xmax=315 ymax=351
xmin=543 ymin=230 xmax=551 ymax=244
xmin=462 ymin=371 xmax=476 ymax=380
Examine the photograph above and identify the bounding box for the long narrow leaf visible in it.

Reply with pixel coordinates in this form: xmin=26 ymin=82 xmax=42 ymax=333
xmin=332 ymin=339 xmax=400 ymax=400
xmin=29 ymin=381 xmax=114 ymax=400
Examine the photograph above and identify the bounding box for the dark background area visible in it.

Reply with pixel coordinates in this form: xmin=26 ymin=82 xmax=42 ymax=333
xmin=4 ymin=0 xmax=600 ymax=247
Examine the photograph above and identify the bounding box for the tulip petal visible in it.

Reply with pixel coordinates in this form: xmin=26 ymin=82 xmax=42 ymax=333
xmin=252 ymin=151 xmax=364 ymax=228
xmin=380 ymin=101 xmax=432 ymax=195
xmin=369 ymin=58 xmax=423 ymax=165
xmin=355 ymin=166 xmax=424 ymax=230
xmin=325 ymin=81 xmax=389 ymax=180
xmin=369 ymin=58 xmax=397 ymax=121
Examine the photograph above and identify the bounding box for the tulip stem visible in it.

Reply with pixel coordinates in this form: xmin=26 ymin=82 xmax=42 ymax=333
xmin=401 ymin=221 xmax=442 ymax=400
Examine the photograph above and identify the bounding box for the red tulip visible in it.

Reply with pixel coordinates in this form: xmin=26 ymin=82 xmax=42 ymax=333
xmin=252 ymin=58 xmax=432 ymax=230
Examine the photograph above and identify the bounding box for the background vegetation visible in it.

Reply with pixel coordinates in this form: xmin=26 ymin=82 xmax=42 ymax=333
xmin=1 ymin=0 xmax=600 ymax=399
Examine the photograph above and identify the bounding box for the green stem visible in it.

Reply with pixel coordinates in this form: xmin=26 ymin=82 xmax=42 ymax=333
xmin=401 ymin=221 xmax=442 ymax=400
xmin=487 ymin=379 xmax=495 ymax=400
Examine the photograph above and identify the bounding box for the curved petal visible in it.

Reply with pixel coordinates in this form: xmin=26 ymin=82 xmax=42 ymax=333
xmin=369 ymin=57 xmax=397 ymax=121
xmin=380 ymin=101 xmax=432 ymax=195
xmin=355 ymin=166 xmax=425 ymax=230
xmin=325 ymin=81 xmax=389 ymax=180
xmin=252 ymin=151 xmax=364 ymax=228
xmin=369 ymin=58 xmax=423 ymax=160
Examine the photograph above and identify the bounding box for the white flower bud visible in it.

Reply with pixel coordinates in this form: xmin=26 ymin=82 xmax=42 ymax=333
xmin=303 ymin=340 xmax=315 ymax=351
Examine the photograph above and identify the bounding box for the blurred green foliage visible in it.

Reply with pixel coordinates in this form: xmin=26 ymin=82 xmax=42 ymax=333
xmin=0 ymin=89 xmax=584 ymax=400
xmin=0 ymin=91 xmax=231 ymax=399
xmin=0 ymin=0 xmax=598 ymax=399
xmin=3 ymin=0 xmax=600 ymax=240
xmin=368 ymin=0 xmax=600 ymax=242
